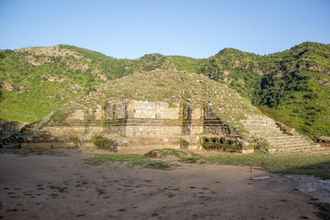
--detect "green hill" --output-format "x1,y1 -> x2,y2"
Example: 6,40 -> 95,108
198,42 -> 330,138
1,42 -> 329,138
254,42 -> 330,138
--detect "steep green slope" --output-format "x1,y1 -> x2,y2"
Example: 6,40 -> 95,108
57,45 -> 136,79
0,49 -> 86,122
0,46 -> 203,123
254,42 -> 330,138
0,45 -> 133,122
199,48 -> 263,98
190,42 -> 330,138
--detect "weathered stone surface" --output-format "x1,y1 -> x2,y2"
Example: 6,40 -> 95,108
126,125 -> 181,137
66,109 -> 85,122
39,99 -> 242,150
242,115 -> 320,152
318,136 -> 330,143
1,81 -> 14,91
128,100 -> 179,119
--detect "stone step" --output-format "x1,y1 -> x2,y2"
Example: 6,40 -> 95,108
268,138 -> 311,144
250,130 -> 284,134
242,119 -> 276,124
243,124 -> 279,128
270,147 -> 322,153
266,136 -> 309,141
243,123 -> 278,127
272,143 -> 320,149
248,127 -> 283,131
251,133 -> 285,137
243,124 -> 278,128
269,142 -> 312,148
269,145 -> 322,153
268,140 -> 312,145
243,117 -> 321,153
271,143 -> 315,149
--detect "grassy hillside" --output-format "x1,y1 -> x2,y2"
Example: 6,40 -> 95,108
0,45 -> 133,122
1,42 -> 329,139
179,42 -> 330,138
199,48 -> 263,98
254,42 -> 330,138
0,46 -> 202,123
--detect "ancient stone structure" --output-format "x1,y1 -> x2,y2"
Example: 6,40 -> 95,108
38,99 -> 324,153
42,99 -> 237,150
241,115 -> 322,153
102,99 -> 239,148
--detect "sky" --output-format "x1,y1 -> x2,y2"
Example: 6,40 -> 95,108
0,0 -> 329,58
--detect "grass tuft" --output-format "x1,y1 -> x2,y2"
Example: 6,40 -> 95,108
85,154 -> 171,170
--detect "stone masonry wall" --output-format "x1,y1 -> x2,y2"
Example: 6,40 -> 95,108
125,125 -> 182,137
127,100 -> 180,119
43,99 -> 235,149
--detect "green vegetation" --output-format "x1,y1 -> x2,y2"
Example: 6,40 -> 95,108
199,48 -> 262,98
144,148 -> 204,163
85,154 -> 171,169
58,44 -> 136,79
207,152 -> 330,179
92,136 -> 118,151
1,42 -> 330,139
86,149 -> 204,168
0,47 -> 99,122
200,136 -> 242,152
196,42 -> 330,139
248,137 -> 271,153
166,55 -> 205,73
254,42 -> 330,138
86,148 -> 330,179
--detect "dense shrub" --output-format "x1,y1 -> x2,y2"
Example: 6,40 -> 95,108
249,137 -> 270,153
254,71 -> 311,107
201,136 -> 242,152
92,136 -> 118,152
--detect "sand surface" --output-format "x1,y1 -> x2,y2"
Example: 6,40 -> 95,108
0,150 -> 322,220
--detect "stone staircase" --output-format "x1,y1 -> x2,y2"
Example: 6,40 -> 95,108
241,116 -> 324,153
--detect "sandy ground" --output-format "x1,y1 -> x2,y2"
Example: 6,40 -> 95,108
0,150 -> 323,220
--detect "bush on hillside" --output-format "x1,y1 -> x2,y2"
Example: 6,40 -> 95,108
249,137 -> 270,153
92,135 -> 118,152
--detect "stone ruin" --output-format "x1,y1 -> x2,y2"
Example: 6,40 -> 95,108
42,99 -> 239,150
2,98 -> 321,153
